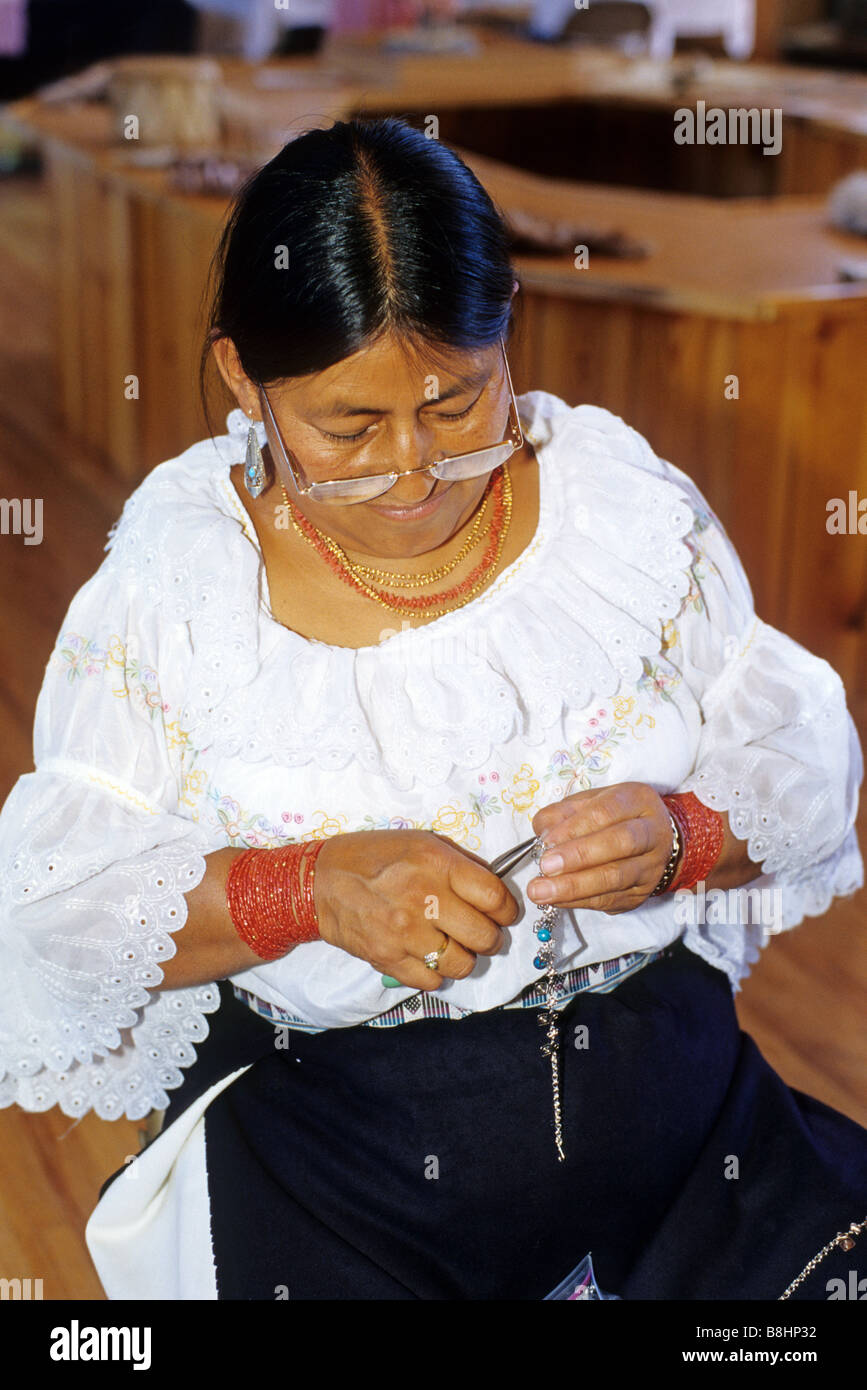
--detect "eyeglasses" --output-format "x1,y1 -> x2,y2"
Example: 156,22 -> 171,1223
257,337 -> 523,506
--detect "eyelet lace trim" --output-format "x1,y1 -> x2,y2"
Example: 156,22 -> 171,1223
0,828 -> 216,1122
679,620 -> 859,877
681,827 -> 863,990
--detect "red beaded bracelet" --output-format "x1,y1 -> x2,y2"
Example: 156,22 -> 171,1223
661,791 -> 725,892
226,841 -> 324,962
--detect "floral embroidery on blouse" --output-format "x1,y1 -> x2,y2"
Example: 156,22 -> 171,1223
201,774 -> 542,854
661,618 -> 678,654
202,786 -> 488,852
205,787 -> 313,847
657,514 -> 719,655
637,659 -> 680,703
179,766 -> 209,812
680,561 -> 707,618
50,632 -> 171,722
164,719 -> 194,755
544,712 -> 626,794
542,695 -> 661,795
499,763 -> 541,815
53,516 -> 696,849
193,697 -> 666,852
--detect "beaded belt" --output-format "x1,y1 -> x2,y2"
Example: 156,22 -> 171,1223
232,947 -> 666,1037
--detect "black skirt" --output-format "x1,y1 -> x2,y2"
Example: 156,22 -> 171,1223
118,940 -> 867,1300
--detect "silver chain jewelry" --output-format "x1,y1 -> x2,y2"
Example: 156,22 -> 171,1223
531,839 -> 567,1162
778,1215 -> 867,1299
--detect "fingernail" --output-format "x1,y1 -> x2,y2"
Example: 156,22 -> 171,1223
539,852 -> 564,874
529,880 -> 555,902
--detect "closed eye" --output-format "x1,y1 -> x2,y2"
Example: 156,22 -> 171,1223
428,386 -> 485,423
434,399 -> 477,421
320,425 -> 373,443
320,392 -> 480,443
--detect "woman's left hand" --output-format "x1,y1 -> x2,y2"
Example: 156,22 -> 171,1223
528,782 -> 675,914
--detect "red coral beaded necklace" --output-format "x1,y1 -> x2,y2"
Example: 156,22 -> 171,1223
279,464 -> 513,619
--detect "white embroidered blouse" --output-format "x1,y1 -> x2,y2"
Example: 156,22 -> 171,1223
0,391 -> 862,1123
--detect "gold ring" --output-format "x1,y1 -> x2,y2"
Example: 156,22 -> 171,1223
423,932 -> 450,970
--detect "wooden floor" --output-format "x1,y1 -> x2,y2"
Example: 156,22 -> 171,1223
0,171 -> 865,1300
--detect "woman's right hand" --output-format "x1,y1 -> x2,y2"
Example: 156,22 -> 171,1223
313,830 -> 519,991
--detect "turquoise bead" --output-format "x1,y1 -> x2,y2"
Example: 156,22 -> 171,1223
533,955 -> 545,970
381,975 -> 401,988
537,928 -> 551,942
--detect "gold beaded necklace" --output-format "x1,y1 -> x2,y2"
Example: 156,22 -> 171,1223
280,466 -> 513,619
347,479 -> 493,588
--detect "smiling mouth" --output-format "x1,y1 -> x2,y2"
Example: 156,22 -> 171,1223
366,485 -> 453,521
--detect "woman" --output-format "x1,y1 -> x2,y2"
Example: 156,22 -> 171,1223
0,117 -> 864,1301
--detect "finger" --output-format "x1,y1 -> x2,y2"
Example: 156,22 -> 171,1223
439,834 -> 489,867
430,832 -> 488,870
447,856 -> 520,929
431,832 -> 515,872
377,937 -> 476,992
436,936 -> 477,981
373,954 -> 445,992
528,850 -> 659,908
419,932 -> 479,983
406,896 -> 505,959
536,817 -> 657,878
531,787 -> 610,840
538,784 -> 650,851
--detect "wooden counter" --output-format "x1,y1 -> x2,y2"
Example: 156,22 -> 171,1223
8,30 -> 867,191
469,153 -> 867,703
2,82 -> 866,698
322,31 -> 867,195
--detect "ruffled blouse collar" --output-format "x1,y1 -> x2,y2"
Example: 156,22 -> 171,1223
104,392 -> 697,789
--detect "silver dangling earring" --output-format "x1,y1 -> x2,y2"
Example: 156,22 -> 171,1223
244,415 -> 268,499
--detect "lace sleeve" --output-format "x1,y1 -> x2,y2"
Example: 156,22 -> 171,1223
658,459 -> 864,987
0,567 -> 219,1122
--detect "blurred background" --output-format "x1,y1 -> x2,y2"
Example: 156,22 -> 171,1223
0,0 -> 865,1298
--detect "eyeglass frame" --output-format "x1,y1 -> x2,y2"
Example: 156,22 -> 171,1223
256,336 -> 524,506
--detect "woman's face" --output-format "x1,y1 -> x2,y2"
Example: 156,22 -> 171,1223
216,330 -> 518,561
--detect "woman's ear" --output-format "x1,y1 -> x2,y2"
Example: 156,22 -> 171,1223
211,336 -> 261,421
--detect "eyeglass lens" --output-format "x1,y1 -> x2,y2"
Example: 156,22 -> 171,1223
305,440 -> 517,503
263,337 -> 521,505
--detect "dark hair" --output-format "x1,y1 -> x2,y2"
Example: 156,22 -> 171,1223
199,116 -> 516,433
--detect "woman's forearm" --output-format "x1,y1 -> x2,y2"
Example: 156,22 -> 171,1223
155,847 -> 286,990
150,816 -> 757,994
151,828 -> 517,998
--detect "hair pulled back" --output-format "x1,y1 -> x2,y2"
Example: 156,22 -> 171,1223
200,116 -> 517,429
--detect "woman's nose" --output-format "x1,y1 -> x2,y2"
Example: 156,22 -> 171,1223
386,467 -> 438,504
383,423 -> 441,501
